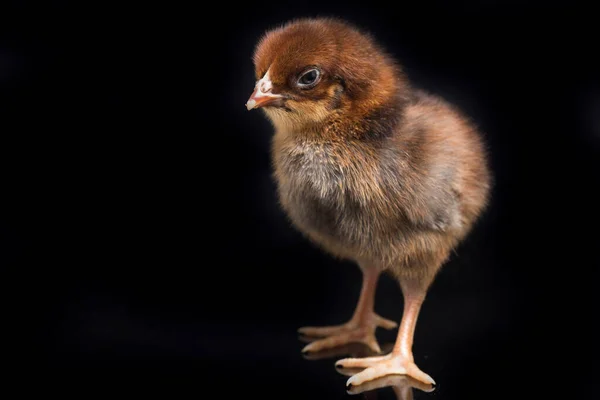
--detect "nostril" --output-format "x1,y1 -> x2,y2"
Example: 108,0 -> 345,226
261,83 -> 272,93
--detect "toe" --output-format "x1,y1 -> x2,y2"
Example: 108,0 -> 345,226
363,333 -> 382,354
298,325 -> 347,337
335,354 -> 389,369
346,364 -> 407,387
406,364 -> 436,386
375,315 -> 398,330
301,332 -> 355,353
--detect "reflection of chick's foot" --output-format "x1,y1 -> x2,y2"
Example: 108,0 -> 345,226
298,314 -> 397,354
336,353 -> 435,388
343,374 -> 435,397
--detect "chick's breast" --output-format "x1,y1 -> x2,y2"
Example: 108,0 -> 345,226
274,136 -> 389,259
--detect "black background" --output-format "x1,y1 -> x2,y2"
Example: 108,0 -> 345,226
2,1 -> 599,398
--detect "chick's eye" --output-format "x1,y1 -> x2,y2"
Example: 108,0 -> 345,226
297,69 -> 320,88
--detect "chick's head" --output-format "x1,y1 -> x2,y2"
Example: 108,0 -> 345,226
247,18 -> 404,131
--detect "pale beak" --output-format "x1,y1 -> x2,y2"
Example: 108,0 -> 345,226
246,88 -> 283,110
246,69 -> 283,110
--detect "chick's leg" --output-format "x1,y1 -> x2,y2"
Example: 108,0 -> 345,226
299,266 -> 397,354
336,278 -> 435,387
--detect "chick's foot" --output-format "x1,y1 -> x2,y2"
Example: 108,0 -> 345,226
335,353 -> 435,387
298,314 -> 397,354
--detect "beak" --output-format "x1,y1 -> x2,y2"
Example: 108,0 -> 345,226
246,69 -> 284,111
246,88 -> 283,110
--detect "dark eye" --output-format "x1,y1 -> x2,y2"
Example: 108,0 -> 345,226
297,68 -> 320,88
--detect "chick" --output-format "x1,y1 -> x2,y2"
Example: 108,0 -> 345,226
246,18 -> 491,387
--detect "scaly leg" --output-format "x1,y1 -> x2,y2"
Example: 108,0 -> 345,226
336,277 -> 435,387
299,266 -> 397,354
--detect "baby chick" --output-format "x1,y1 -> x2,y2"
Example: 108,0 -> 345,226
246,18 -> 491,387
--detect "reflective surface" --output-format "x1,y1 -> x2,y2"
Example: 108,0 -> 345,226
37,264 -> 595,398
